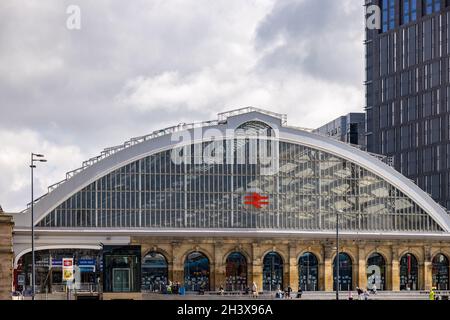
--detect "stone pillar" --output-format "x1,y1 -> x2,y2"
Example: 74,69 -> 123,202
0,210 -> 14,300
288,243 -> 298,292
171,242 -> 184,285
391,246 -> 400,291
423,246 -> 432,291
251,243 -> 263,293
214,242 -> 225,291
357,245 -> 367,290
323,245 -> 334,292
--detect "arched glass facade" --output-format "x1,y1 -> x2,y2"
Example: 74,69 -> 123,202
333,253 -> 353,291
225,252 -> 247,291
37,137 -> 443,233
298,252 -> 318,291
432,254 -> 449,290
400,253 -> 419,290
262,252 -> 283,291
184,252 -> 210,291
141,252 -> 168,292
367,253 -> 386,290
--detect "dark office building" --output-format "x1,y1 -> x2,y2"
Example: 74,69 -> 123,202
365,0 -> 450,209
314,113 -> 366,149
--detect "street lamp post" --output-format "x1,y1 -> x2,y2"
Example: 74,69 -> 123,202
335,209 -> 343,301
30,153 -> 46,301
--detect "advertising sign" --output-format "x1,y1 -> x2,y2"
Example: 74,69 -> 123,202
17,274 -> 25,286
62,258 -> 74,281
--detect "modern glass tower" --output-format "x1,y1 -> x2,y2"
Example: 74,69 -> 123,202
365,0 -> 450,209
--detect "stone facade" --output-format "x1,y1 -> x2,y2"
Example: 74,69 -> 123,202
0,209 -> 14,300
132,236 -> 450,292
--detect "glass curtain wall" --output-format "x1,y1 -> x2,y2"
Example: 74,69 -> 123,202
184,252 -> 210,292
432,254 -> 449,290
141,252 -> 168,292
262,252 -> 283,291
298,252 -> 319,291
225,252 -> 247,291
400,253 -> 419,290
38,134 -> 443,234
333,253 -> 353,291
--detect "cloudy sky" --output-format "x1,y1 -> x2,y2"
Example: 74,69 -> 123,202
0,0 -> 365,212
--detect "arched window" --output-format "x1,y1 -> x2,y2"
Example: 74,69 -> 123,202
432,254 -> 449,290
298,252 -> 318,291
333,253 -> 353,291
184,252 -> 210,292
367,253 -> 386,291
263,252 -> 283,291
225,252 -> 247,291
141,252 -> 168,292
400,253 -> 419,290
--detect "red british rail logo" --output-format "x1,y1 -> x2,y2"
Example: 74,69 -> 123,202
244,192 -> 269,209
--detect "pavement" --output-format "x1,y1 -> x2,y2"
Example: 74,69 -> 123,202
19,290 -> 446,300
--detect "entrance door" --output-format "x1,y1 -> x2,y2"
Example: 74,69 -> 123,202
112,268 -> 131,292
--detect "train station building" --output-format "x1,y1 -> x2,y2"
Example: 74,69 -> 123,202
8,108 -> 450,297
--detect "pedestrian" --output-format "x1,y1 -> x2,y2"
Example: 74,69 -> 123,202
297,287 -> 303,299
363,290 -> 369,300
429,287 -> 436,300
287,286 -> 292,299
219,285 -> 224,296
356,286 -> 363,300
252,282 -> 258,298
348,291 -> 353,300
371,283 -> 377,295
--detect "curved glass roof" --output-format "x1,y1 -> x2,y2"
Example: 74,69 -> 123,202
15,108 -> 450,234
37,138 -> 443,233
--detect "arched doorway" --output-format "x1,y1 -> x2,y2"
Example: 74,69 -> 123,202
400,253 -> 419,290
367,253 -> 386,291
141,252 -> 168,292
184,252 -> 210,291
432,254 -> 449,290
225,252 -> 247,291
263,252 -> 283,291
298,252 -> 318,291
333,253 -> 353,291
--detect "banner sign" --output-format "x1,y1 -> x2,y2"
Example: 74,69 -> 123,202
52,259 -> 62,267
62,258 -> 74,281
78,259 -> 95,266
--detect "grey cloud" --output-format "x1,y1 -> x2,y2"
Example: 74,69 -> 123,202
255,0 -> 364,85
0,0 -> 364,211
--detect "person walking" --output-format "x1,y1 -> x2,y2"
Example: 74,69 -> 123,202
286,286 -> 292,299
356,286 -> 363,300
363,290 -> 369,300
296,287 -> 303,299
252,282 -> 258,298
371,283 -> 377,295
429,287 -> 436,301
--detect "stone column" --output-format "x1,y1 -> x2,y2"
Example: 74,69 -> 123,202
214,242 -> 225,291
171,242 -> 184,285
357,245 -> 367,290
251,243 -> 263,293
391,246 -> 400,291
288,243 -> 298,292
0,211 -> 14,300
323,244 -> 334,292
423,246 -> 432,290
